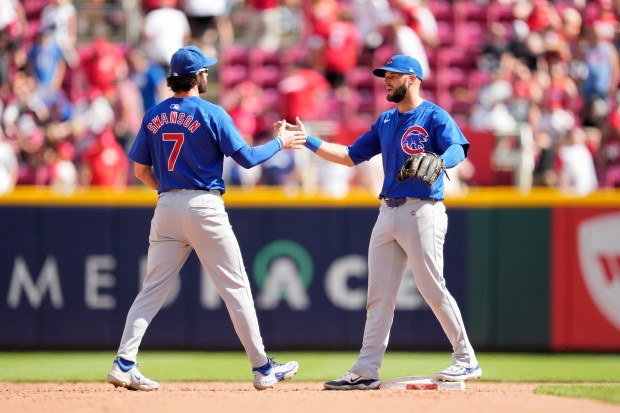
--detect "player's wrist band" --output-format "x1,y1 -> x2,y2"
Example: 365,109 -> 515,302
304,135 -> 322,153
275,136 -> 283,149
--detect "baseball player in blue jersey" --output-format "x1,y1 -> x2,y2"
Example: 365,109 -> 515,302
282,55 -> 481,389
106,46 -> 304,391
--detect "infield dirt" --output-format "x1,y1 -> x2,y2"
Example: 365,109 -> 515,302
1,382 -> 619,413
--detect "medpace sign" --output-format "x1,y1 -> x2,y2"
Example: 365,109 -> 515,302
0,206 -> 467,350
3,251 -> 427,312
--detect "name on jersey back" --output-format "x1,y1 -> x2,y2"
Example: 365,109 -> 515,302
147,111 -> 201,134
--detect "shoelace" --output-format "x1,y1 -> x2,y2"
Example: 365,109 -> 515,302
338,372 -> 358,381
267,357 -> 283,367
444,365 -> 467,373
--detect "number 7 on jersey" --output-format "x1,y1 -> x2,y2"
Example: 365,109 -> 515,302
163,133 -> 184,171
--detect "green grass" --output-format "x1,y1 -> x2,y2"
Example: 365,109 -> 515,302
535,384 -> 620,404
0,351 -> 619,384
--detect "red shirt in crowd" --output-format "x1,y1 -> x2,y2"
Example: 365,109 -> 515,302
81,37 -> 125,96
324,20 -> 361,75
526,0 -> 559,32
248,0 -> 279,10
82,128 -> 128,187
278,68 -> 330,123
306,0 -> 340,39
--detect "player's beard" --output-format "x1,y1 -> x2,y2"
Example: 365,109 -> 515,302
198,76 -> 208,94
387,83 -> 408,103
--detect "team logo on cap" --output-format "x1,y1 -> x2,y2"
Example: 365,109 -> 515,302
401,126 -> 428,155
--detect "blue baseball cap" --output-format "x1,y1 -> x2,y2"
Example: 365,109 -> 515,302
169,46 -> 218,77
372,55 -> 424,80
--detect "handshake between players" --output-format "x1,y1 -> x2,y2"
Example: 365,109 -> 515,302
275,118 -> 307,150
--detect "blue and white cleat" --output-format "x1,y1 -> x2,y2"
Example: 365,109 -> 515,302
252,357 -> 299,390
436,364 -> 482,382
107,358 -> 160,391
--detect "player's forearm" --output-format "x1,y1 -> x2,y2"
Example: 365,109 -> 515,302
134,162 -> 159,190
316,143 -> 355,166
231,138 -> 282,169
305,136 -> 354,166
440,144 -> 465,168
137,173 -> 159,190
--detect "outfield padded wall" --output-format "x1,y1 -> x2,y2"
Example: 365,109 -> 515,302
1,187 -> 619,351
467,209 -> 551,350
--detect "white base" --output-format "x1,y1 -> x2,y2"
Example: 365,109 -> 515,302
379,376 -> 466,391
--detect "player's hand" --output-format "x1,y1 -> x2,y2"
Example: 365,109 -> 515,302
273,119 -> 286,134
283,117 -> 305,133
277,119 -> 306,150
274,117 -> 306,133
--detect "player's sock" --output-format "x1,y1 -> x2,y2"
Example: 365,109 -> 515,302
253,361 -> 272,375
117,358 -> 136,372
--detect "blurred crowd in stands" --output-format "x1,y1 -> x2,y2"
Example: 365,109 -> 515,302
0,0 -> 619,197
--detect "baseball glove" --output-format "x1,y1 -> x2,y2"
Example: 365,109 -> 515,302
395,151 -> 447,186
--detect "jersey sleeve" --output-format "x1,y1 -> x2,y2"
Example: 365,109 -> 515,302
432,109 -> 470,157
213,106 -> 248,157
347,120 -> 382,165
128,121 -> 153,166
231,138 -> 282,169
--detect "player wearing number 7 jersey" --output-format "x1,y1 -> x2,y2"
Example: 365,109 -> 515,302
106,46 -> 304,391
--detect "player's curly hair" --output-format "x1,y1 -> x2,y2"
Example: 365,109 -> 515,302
167,73 -> 200,93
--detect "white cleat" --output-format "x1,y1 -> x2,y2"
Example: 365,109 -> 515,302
252,357 -> 299,390
436,364 -> 482,382
107,358 -> 160,391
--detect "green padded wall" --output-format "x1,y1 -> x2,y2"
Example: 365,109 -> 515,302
468,209 -> 551,350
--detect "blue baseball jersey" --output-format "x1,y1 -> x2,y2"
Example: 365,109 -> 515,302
348,100 -> 470,200
129,96 -> 247,194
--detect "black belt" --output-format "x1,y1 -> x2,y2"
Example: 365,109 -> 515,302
381,197 -> 407,208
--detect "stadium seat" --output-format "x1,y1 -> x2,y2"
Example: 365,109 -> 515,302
262,87 -> 281,112
436,20 -> 456,46
250,65 -> 281,88
221,44 -> 250,67
439,47 -> 476,69
468,69 -> 492,90
428,0 -> 454,23
455,21 -> 486,52
421,89 -> 437,103
489,1 -> 515,23
250,47 -> 281,70
604,166 -> 620,188
280,45 -> 311,70
322,92 -> 346,121
347,66 -> 375,89
421,71 -> 439,99
452,112 -> 471,129
451,98 -> 475,114
437,67 -> 469,90
220,64 -> 249,88
425,46 -> 439,70
456,0 -> 488,24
